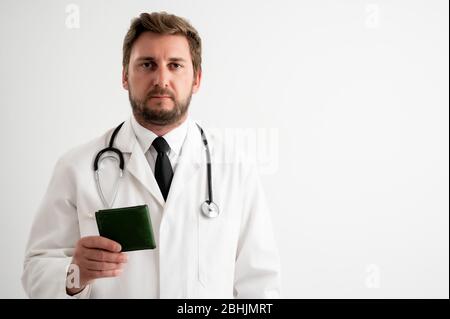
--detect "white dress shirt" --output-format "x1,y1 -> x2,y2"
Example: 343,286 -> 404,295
130,115 -> 189,174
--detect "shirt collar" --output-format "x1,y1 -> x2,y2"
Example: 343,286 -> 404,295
130,114 -> 189,156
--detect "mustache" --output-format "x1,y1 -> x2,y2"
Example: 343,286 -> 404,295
145,88 -> 174,100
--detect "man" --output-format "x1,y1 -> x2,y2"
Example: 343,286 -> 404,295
22,12 -> 281,298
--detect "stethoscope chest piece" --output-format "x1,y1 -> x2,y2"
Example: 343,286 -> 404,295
95,121 -> 220,216
201,201 -> 220,218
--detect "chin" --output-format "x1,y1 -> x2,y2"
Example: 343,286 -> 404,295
147,100 -> 174,109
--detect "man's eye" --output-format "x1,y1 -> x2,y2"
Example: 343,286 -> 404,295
170,63 -> 182,69
141,62 -> 156,69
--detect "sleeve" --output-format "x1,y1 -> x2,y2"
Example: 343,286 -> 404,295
21,156 -> 91,299
233,164 -> 282,298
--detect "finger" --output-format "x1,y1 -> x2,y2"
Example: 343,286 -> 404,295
81,236 -> 121,252
83,249 -> 128,263
83,260 -> 125,271
87,269 -> 123,280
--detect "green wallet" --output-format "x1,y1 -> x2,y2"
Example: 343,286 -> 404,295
95,205 -> 156,252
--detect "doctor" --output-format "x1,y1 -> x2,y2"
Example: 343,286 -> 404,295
22,11 -> 281,299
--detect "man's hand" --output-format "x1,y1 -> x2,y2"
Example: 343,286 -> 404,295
66,236 -> 128,296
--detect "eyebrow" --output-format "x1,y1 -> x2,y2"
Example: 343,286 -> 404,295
136,56 -> 188,63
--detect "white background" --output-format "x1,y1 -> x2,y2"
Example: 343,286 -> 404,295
0,0 -> 448,298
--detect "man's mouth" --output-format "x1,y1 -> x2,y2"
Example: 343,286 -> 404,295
151,95 -> 171,99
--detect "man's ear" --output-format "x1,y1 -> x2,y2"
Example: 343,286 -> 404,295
122,68 -> 129,90
192,68 -> 202,94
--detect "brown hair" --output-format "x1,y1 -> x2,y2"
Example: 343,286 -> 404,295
122,12 -> 202,78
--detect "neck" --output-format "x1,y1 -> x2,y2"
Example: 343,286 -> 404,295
134,113 -> 188,136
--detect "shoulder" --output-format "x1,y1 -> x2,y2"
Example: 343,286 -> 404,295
54,127 -> 114,174
195,120 -> 258,181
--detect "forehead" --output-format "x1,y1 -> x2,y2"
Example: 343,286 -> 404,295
130,32 -> 191,61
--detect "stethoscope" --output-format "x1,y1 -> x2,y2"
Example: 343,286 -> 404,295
93,122 -> 220,218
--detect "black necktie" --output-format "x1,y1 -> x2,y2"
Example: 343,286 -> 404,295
152,137 -> 173,201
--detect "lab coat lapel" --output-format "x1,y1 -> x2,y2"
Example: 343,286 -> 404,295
165,120 -> 203,206
114,118 -> 165,207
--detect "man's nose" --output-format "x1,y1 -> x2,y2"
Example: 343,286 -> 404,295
153,67 -> 170,88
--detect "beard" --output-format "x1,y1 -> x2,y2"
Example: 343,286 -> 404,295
129,86 -> 192,126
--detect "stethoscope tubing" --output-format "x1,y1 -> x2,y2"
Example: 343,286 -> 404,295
93,121 -> 219,217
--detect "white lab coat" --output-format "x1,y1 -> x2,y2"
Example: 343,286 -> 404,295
22,118 -> 281,299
